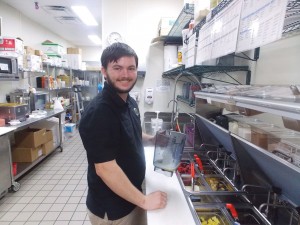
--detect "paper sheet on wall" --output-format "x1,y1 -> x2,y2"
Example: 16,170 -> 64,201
196,0 -> 243,64
196,20 -> 214,64
236,0 -> 288,52
156,79 -> 170,92
211,0 -> 243,59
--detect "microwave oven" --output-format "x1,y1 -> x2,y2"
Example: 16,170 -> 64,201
0,56 -> 19,80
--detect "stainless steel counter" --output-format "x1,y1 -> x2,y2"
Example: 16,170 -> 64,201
0,109 -> 65,192
144,147 -> 196,225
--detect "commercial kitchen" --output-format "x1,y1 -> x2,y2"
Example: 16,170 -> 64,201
0,0 -> 300,224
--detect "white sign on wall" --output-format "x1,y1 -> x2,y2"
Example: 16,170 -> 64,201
156,79 -> 171,92
236,0 -> 289,52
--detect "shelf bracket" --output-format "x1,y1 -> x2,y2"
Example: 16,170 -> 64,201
229,48 -> 260,62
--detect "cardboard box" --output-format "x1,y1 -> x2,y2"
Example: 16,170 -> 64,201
29,118 -> 61,148
34,50 -> 44,56
12,146 -> 43,162
194,0 -> 210,22
41,42 -> 64,55
0,37 -> 24,54
14,128 -> 47,148
42,140 -> 54,155
66,54 -> 82,70
24,46 -> 35,55
0,51 -> 19,58
45,130 -> 53,142
47,54 -> 62,67
24,54 -> 42,71
67,47 -> 82,55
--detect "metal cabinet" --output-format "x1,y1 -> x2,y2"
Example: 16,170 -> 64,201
193,85 -> 300,224
0,135 -> 12,198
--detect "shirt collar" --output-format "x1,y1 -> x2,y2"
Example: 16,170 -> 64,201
103,82 -> 128,107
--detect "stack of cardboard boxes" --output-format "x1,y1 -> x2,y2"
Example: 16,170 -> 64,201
65,47 -> 82,70
12,128 -> 54,163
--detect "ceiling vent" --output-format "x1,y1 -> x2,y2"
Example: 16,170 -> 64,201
42,5 -> 72,16
55,16 -> 82,25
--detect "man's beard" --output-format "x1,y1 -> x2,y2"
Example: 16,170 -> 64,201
105,74 -> 137,94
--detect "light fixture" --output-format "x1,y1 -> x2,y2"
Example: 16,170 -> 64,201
88,35 -> 102,45
71,6 -> 98,26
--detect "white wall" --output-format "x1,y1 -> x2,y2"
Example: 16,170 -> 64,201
0,1 -> 72,49
102,0 -> 183,71
251,35 -> 300,85
102,0 -> 187,119
80,46 -> 102,62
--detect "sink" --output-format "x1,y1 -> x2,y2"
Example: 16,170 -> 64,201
143,112 -> 194,131
143,112 -> 195,147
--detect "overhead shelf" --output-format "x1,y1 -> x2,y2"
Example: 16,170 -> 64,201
162,65 -> 250,85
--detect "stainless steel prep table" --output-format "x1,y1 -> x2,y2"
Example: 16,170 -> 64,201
0,109 -> 65,192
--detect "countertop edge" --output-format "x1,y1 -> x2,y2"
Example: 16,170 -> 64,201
144,146 -> 196,225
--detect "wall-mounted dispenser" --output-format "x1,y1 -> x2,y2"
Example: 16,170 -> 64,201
145,88 -> 154,105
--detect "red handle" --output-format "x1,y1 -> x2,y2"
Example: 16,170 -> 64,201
191,162 -> 195,178
194,154 -> 204,172
226,203 -> 238,220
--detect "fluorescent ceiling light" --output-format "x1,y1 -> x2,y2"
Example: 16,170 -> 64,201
71,6 -> 98,26
88,35 -> 102,45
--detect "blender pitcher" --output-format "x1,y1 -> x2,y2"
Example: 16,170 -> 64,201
153,130 -> 186,177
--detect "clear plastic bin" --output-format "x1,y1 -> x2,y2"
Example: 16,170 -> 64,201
153,130 -> 186,176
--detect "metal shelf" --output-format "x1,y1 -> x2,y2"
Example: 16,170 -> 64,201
36,87 -> 72,93
151,3 -> 194,45
176,95 -> 195,107
283,0 -> 300,36
162,65 -> 250,85
168,3 -> 194,37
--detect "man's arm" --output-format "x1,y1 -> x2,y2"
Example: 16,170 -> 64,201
95,160 -> 167,210
142,132 -> 155,146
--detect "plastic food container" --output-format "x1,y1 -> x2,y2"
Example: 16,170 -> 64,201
153,130 -> 186,176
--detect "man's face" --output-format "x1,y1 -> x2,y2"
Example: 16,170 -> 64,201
102,56 -> 137,94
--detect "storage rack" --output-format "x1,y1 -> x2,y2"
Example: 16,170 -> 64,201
166,4 -> 194,39
162,65 -> 251,85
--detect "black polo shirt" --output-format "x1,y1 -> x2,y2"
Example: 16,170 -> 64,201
79,82 -> 145,220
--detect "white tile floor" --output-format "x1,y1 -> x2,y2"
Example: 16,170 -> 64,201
0,130 -> 91,225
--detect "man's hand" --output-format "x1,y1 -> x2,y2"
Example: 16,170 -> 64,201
141,191 -> 168,210
142,132 -> 156,146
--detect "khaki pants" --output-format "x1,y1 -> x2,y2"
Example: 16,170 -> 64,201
87,207 -> 147,225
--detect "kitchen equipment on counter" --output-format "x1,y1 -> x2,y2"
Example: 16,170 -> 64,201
0,135 -> 12,198
0,56 -> 19,80
30,92 -> 48,111
153,130 -> 186,176
0,103 -> 29,123
8,89 -> 31,114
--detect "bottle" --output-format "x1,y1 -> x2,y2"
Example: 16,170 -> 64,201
97,83 -> 103,93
